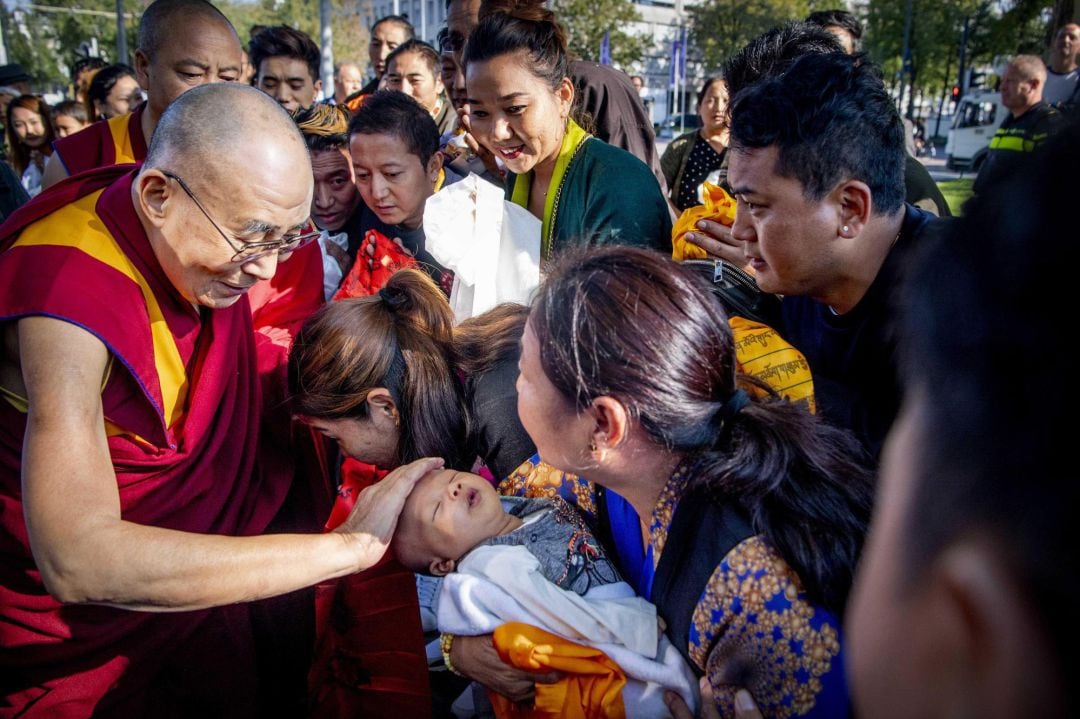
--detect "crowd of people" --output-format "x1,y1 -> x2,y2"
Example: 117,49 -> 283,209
0,1 -> 1077,717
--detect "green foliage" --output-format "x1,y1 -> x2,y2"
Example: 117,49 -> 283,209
864,0 -> 1056,108
217,0 -> 370,68
688,0 -> 816,71
3,0 -> 137,90
1,0 -> 369,94
553,0 -> 648,68
972,0 -> 1057,58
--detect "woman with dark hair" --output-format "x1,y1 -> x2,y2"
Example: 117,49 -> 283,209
289,268 -> 535,482
660,76 -> 730,211
86,64 -> 141,121
5,95 -> 54,197
290,270 -> 536,717
462,0 -> 672,259
499,246 -> 873,717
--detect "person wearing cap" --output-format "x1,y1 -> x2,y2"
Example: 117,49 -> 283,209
0,63 -> 32,95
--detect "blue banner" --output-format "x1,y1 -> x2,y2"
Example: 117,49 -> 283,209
669,38 -> 682,89
600,31 -> 611,65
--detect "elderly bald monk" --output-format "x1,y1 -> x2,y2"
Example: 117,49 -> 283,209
42,0 -> 244,189
0,84 -> 440,718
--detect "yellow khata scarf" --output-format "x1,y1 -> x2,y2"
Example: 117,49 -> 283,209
509,118 -> 590,258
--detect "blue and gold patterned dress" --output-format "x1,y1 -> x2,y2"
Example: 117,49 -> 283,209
500,456 -> 851,718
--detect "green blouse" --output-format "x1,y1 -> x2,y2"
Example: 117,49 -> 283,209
507,119 -> 672,260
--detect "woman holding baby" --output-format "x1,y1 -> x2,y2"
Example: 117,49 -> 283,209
291,245 -> 873,717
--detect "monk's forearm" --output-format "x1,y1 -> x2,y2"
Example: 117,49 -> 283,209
38,521 -> 375,611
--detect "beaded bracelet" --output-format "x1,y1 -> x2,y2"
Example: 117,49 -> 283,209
440,632 -> 464,676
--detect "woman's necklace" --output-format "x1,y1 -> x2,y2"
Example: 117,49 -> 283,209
542,139 -> 588,259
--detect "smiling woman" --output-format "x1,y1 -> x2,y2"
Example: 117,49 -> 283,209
5,95 -> 55,197
463,0 -> 672,259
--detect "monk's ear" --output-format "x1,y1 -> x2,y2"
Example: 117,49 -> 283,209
429,557 -> 456,576
133,49 -> 151,89
135,170 -> 171,229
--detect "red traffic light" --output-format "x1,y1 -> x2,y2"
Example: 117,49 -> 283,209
951,85 -> 960,99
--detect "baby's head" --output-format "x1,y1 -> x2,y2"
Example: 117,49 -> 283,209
394,468 -> 509,575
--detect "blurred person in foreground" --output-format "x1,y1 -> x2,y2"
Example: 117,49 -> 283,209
848,117 -> 1080,719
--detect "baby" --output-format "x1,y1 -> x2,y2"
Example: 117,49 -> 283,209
394,468 -> 698,718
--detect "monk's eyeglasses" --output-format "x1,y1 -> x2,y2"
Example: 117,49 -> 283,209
161,170 -> 320,264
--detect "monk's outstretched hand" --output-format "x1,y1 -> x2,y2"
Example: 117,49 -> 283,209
334,456 -> 445,572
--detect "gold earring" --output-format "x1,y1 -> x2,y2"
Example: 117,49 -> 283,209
588,439 -> 597,453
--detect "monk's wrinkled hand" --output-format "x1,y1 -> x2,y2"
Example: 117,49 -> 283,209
685,219 -> 748,269
334,457 -> 444,571
452,634 -> 559,704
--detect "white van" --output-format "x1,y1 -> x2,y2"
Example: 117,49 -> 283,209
945,90 -> 1008,171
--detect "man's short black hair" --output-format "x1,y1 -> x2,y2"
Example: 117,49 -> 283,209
371,14 -> 415,38
249,25 -> 321,84
386,39 -> 440,76
806,9 -> 863,41
53,99 -> 89,124
729,52 -> 905,215
71,56 -> 107,84
723,21 -> 843,98
348,90 -> 438,166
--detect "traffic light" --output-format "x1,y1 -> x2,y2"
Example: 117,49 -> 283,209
951,85 -> 961,100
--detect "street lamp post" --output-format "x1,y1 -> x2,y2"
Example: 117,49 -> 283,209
897,0 -> 913,117
116,0 -> 127,63
321,0 -> 334,101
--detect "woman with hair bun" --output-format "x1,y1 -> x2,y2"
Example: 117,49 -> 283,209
289,268 -> 535,481
462,0 -> 672,259
503,246 -> 873,717
290,269 -> 539,715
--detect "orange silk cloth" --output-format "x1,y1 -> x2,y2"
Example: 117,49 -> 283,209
489,623 -> 627,719
671,182 -> 737,261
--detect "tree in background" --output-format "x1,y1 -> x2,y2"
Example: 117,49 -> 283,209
863,0 -> 1057,115
3,0 -> 137,89
553,0 -> 647,67
218,0 -> 370,71
688,0 -> 818,70
2,0 -> 370,93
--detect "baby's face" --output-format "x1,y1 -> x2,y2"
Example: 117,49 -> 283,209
396,468 -> 506,574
